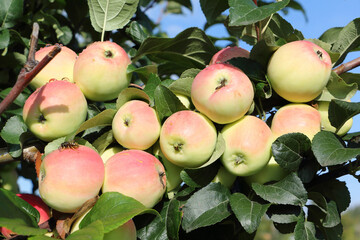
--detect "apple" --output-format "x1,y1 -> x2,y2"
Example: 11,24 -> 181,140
30,45 -> 77,89
267,40 -> 332,103
22,80 -> 88,142
102,149 -> 166,208
39,145 -> 104,213
153,142 -> 183,192
191,63 -> 254,124
73,41 -> 131,102
70,209 -> 136,240
0,194 -> 51,238
100,145 -> 123,164
317,101 -> 353,136
112,100 -> 161,150
271,103 -> 321,140
209,46 -> 250,65
244,157 -> 289,185
175,93 -> 192,109
221,115 -> 273,177
212,165 -> 237,189
159,110 -> 217,168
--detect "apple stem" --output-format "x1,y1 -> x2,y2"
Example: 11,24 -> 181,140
0,23 -> 62,115
333,56 -> 360,75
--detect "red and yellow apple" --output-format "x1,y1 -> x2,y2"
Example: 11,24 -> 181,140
159,110 -> 217,168
191,63 -> 254,124
210,46 -> 250,65
267,40 -> 332,103
102,150 -> 166,208
23,80 -> 88,142
74,41 -> 131,102
221,115 -> 273,177
0,194 -> 51,238
30,45 -> 77,89
317,101 -> 353,136
112,100 -> 161,150
39,145 -> 104,213
271,103 -> 321,140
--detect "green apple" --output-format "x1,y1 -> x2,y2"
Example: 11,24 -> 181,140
22,80 -> 88,142
191,63 -> 254,124
112,100 -> 161,150
30,45 -> 77,89
102,150 -> 166,208
100,145 -> 123,164
159,110 -> 217,168
317,101 -> 353,136
74,41 -> 131,102
39,145 -> 104,213
212,165 -> 237,189
271,103 -> 321,141
244,157 -> 289,185
210,46 -> 250,65
267,40 -> 332,102
221,115 -> 273,177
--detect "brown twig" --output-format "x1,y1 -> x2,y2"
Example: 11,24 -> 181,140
333,56 -> 360,75
0,146 -> 40,164
0,23 -> 62,115
253,0 -> 261,42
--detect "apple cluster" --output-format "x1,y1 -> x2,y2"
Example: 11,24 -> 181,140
13,39 -> 351,238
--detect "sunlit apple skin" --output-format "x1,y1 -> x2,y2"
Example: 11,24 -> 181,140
30,45 -> 77,89
221,115 -> 273,177
74,41 -> 131,102
102,150 -> 166,208
153,142 -> 183,192
159,110 -> 217,168
267,40 -> 332,102
70,209 -> 136,240
22,80 -> 88,142
112,100 -> 161,150
271,103 -> 321,141
317,101 -> 353,136
210,46 -> 250,65
0,194 -> 51,238
244,157 -> 289,185
100,145 -> 123,164
212,165 -> 237,189
39,145 -> 104,213
191,63 -> 254,124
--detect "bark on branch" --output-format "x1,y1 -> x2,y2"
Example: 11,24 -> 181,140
333,56 -> 360,75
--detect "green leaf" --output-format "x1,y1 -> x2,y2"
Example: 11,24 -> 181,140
1,115 -> 27,144
0,28 -> 10,49
230,193 -> 270,234
267,13 -> 304,42
310,179 -> 350,213
252,173 -> 308,206
307,192 -> 340,228
88,0 -> 139,32
127,64 -> 158,84
294,213 -> 317,240
67,220 -> 104,240
180,162 -> 219,188
272,133 -> 312,172
319,27 -> 343,45
267,204 -> 301,224
116,87 -> 150,109
332,18 -> 360,66
228,57 -> 266,83
133,27 -> 217,75
80,192 -> 157,233
328,99 -> 360,133
341,72 -> 360,87
0,88 -> 29,107
154,85 -> 187,122
92,130 -> 115,155
0,0 -> 24,28
228,0 -> 290,26
316,72 -> 357,101
312,131 -> 360,166
75,109 -> 117,135
307,39 -> 340,64
143,73 -> 162,105
166,199 -> 182,240
197,133 -> 225,168
126,21 -> 149,44
168,76 -> 194,97
200,0 -> 229,25
44,137 -> 66,156
182,183 -> 231,232
0,189 -> 47,236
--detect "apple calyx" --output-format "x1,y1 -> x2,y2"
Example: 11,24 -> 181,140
38,114 -> 46,123
215,78 -> 227,90
316,49 -> 323,60
233,153 -> 245,165
104,50 -> 114,58
173,142 -> 184,152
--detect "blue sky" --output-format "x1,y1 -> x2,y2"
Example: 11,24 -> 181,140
18,0 -> 360,210
145,0 -> 360,209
